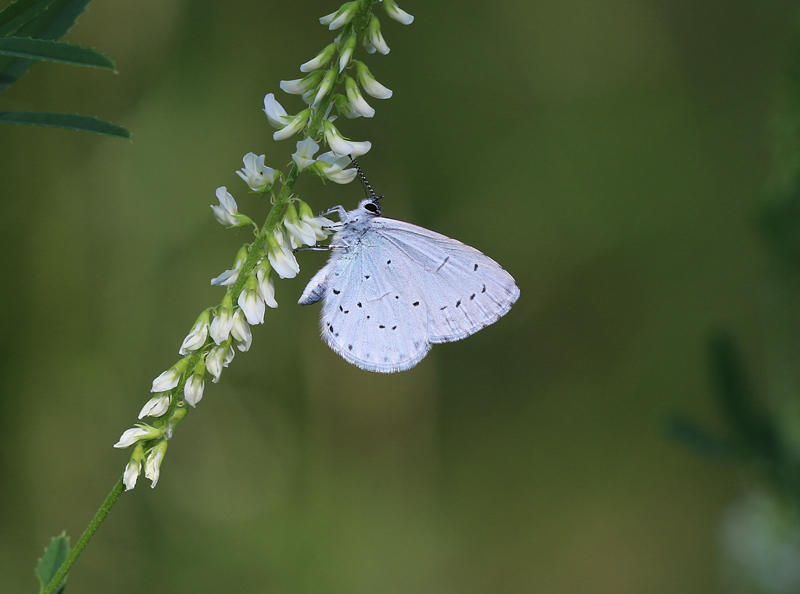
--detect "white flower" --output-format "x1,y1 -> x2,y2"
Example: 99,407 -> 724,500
339,34 -> 358,73
123,444 -> 144,490
231,309 -> 252,352
292,137 -> 320,171
312,152 -> 359,184
348,140 -> 372,158
362,36 -> 377,55
366,15 -> 390,55
382,0 -> 414,24
210,260 -> 242,287
138,393 -> 171,419
280,70 -> 324,95
354,61 -> 393,99
263,93 -> 292,128
223,344 -> 235,366
257,265 -> 279,309
184,369 -> 205,407
320,1 -> 357,30
179,310 -> 210,355
301,43 -> 336,72
151,360 -> 187,392
144,441 -> 167,488
113,424 -> 163,449
238,275 -> 266,324
273,109 -> 311,141
267,230 -> 300,279
345,76 -> 375,118
335,94 -> 362,119
312,68 -> 337,107
211,245 -> 248,287
322,120 -> 354,156
206,344 -> 227,383
236,153 -> 276,192
211,186 -> 253,228
210,296 -> 235,344
298,201 -> 336,240
284,203 -> 318,248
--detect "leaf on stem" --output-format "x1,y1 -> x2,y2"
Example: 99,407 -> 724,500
0,37 -> 113,68
0,0 -> 56,37
0,111 -> 131,138
36,532 -> 70,594
0,0 -> 92,93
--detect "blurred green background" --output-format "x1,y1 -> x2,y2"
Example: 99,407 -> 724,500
0,0 -> 794,592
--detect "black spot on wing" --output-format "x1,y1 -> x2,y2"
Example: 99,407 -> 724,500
333,289 -> 340,295
413,301 -> 419,307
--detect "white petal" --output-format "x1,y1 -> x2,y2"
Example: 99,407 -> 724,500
263,93 -> 290,128
123,458 -> 141,490
138,394 -> 171,419
184,374 -> 205,407
151,369 -> 180,392
238,287 -> 266,325
348,140 -> 372,158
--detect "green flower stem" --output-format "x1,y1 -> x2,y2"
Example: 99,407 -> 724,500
42,476 -> 125,594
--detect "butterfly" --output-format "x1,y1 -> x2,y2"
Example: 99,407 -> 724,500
298,191 -> 520,373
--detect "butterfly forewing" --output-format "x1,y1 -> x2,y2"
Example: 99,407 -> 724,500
373,219 -> 520,343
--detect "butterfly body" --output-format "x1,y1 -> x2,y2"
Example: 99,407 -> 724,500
299,198 -> 520,373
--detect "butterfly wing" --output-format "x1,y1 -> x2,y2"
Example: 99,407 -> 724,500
317,234 -> 431,373
371,218 -> 520,343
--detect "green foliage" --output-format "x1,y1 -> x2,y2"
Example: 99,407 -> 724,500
35,533 -> 70,594
0,0 -> 129,137
0,0 -> 55,37
0,111 -> 130,137
0,37 -> 114,68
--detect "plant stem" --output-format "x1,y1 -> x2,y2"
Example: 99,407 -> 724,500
43,476 -> 125,594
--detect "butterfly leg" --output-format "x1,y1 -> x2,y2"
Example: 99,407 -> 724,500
319,205 -> 348,221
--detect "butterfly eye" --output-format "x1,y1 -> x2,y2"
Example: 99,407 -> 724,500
364,202 -> 380,215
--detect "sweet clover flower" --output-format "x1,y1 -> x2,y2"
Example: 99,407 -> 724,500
111,0 -> 411,501
236,153 -> 277,192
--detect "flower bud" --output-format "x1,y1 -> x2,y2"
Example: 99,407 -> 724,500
280,70 -> 325,95
383,0 -> 414,25
354,61 -> 393,99
138,393 -> 171,419
366,16 -> 390,55
345,75 -> 375,118
320,1 -> 358,30
300,42 -> 337,73
179,310 -> 211,355
339,34 -> 358,73
144,440 -> 168,488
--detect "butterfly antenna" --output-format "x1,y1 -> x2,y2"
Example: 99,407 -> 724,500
350,157 -> 379,200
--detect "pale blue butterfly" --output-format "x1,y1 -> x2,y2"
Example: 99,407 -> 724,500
299,166 -> 520,373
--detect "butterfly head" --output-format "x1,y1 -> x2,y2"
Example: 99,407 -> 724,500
359,197 -> 383,217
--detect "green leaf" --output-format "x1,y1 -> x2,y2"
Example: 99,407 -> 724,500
0,0 -> 92,93
0,0 -> 55,37
36,533 -> 70,594
0,111 -> 130,138
709,332 -> 778,462
667,416 -> 731,461
0,36 -> 113,68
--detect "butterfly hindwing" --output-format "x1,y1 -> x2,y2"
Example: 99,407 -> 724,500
318,238 -> 430,373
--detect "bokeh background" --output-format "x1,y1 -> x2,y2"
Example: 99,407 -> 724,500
1,0 -> 797,592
